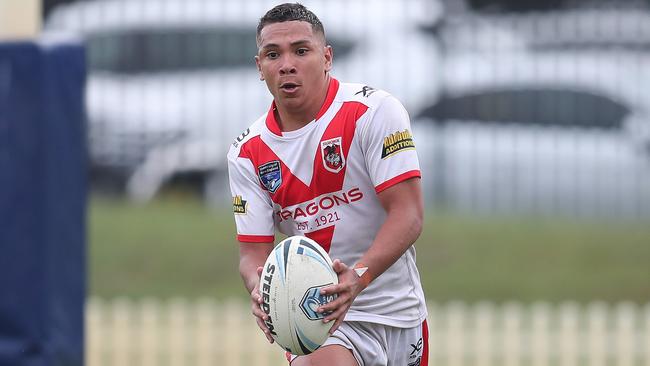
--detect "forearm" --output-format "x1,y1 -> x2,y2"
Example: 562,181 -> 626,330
357,177 -> 424,285
238,241 -> 275,343
240,257 -> 262,293
356,206 -> 422,284
239,242 -> 273,292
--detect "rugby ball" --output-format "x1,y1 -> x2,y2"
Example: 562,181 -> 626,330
259,235 -> 338,355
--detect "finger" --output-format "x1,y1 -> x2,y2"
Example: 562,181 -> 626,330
332,259 -> 349,273
255,317 -> 275,343
323,304 -> 348,323
252,303 -> 268,319
320,283 -> 343,295
323,300 -> 352,323
251,292 -> 268,319
316,301 -> 344,323
252,302 -> 274,341
317,292 -> 347,314
256,266 -> 264,277
251,295 -> 263,311
328,316 -> 344,335
255,292 -> 263,305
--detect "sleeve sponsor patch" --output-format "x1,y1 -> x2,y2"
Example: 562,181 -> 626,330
233,195 -> 248,215
381,129 -> 416,159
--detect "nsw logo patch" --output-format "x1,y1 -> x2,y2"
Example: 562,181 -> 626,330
258,160 -> 282,193
381,129 -> 415,159
321,137 -> 345,173
232,195 -> 247,215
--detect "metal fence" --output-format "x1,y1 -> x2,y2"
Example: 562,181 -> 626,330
86,298 -> 650,366
43,0 -> 650,218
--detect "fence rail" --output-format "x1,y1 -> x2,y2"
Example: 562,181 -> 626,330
86,298 -> 650,366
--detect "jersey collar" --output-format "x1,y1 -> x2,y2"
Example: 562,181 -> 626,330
265,77 -> 340,137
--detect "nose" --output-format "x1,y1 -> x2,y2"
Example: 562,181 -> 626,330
279,56 -> 297,75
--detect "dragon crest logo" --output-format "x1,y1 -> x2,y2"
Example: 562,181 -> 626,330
321,137 -> 345,173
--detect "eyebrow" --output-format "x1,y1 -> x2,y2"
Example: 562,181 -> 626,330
260,39 -> 312,51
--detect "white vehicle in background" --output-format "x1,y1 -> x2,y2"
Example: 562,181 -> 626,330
412,5 -> 650,218
44,0 -> 442,204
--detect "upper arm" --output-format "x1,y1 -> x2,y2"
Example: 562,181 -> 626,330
228,143 -> 275,243
238,241 -> 274,292
239,241 -> 274,264
377,176 -> 423,223
359,95 -> 421,194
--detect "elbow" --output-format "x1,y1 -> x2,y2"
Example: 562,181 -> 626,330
411,211 -> 423,241
238,260 -> 248,280
400,204 -> 423,244
389,201 -> 423,243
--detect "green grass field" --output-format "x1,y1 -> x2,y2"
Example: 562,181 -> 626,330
89,196 -> 650,303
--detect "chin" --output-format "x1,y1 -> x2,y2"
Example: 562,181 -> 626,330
278,93 -> 302,103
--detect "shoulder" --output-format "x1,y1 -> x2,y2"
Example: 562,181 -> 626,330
335,82 -> 409,131
336,82 -> 406,117
227,114 -> 266,160
337,82 -> 390,106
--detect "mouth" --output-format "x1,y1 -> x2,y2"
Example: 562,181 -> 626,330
280,82 -> 300,92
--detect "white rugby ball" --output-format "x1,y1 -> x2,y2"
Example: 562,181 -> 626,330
259,235 -> 338,355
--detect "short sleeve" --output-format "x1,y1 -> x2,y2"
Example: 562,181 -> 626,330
227,149 -> 275,243
360,95 -> 421,193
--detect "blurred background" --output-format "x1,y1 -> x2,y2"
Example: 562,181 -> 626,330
27,0 -> 650,364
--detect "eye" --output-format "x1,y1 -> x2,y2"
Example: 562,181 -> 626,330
266,51 -> 279,59
296,48 -> 309,56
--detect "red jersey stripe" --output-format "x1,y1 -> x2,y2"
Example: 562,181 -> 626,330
265,78 -> 340,137
305,225 -> 335,253
239,101 -> 368,252
315,78 -> 341,120
312,101 -> 368,194
238,135 -> 313,205
237,83 -> 369,254
237,234 -> 274,243
300,101 -> 367,251
422,320 -> 429,366
375,170 -> 421,194
238,102 -> 369,208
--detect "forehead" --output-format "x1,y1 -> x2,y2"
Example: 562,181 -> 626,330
258,20 -> 321,48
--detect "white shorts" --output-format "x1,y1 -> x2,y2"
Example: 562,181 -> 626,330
289,320 -> 429,366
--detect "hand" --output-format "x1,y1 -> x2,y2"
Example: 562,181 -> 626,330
250,266 -> 274,343
316,259 -> 367,335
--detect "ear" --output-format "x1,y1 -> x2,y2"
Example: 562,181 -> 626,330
254,55 -> 264,81
324,45 -> 333,72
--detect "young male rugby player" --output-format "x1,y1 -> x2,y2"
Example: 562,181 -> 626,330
227,3 -> 428,365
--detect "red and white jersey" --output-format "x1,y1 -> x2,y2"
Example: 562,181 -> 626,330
228,78 -> 427,327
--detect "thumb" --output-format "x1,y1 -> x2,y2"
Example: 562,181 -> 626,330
332,259 -> 348,274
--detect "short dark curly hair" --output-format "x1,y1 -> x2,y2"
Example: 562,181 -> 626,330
256,3 -> 326,46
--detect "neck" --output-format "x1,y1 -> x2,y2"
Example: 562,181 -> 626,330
275,75 -> 331,132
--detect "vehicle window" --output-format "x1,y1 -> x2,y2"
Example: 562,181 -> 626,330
86,27 -> 257,73
464,0 -> 647,13
86,27 -> 355,74
418,88 -> 629,129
